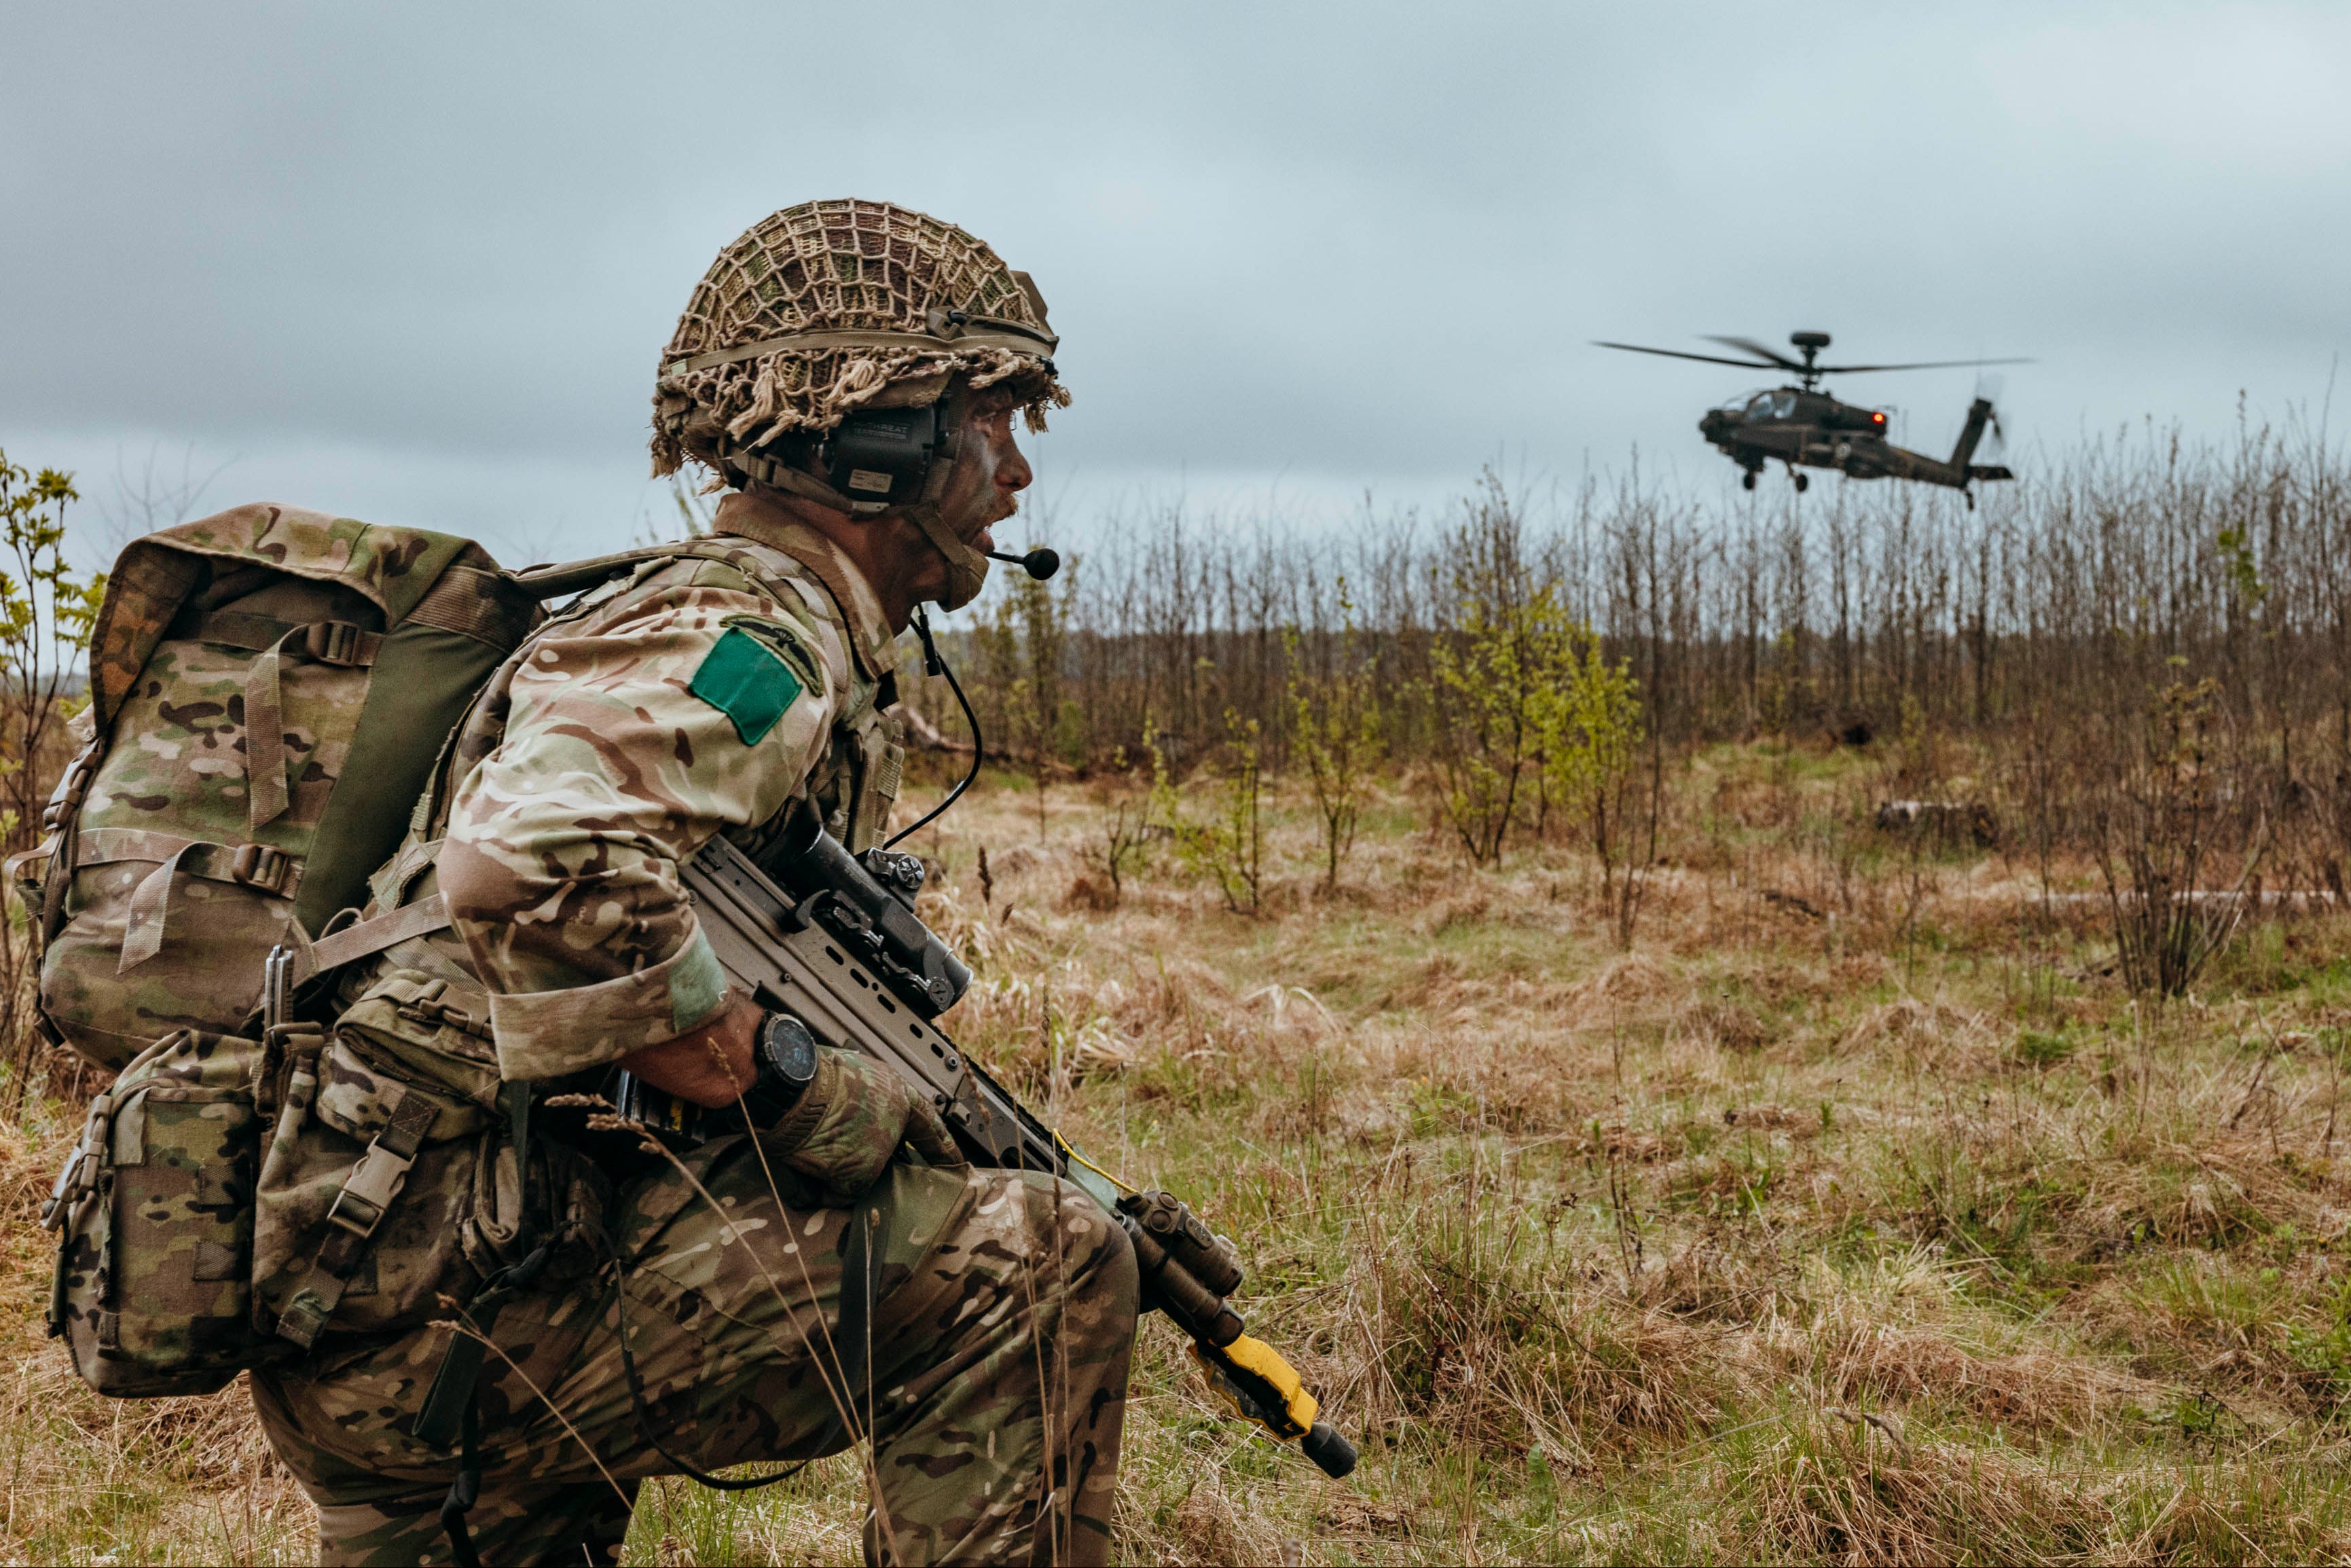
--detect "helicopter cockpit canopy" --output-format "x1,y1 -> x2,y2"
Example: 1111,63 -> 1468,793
1730,389 -> 1799,420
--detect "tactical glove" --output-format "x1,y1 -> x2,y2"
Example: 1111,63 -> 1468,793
764,1046 -> 960,1203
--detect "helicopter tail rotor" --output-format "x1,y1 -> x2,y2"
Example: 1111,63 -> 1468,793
1971,374 -> 2009,464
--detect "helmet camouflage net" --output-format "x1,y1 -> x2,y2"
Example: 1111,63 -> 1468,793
651,199 -> 1069,486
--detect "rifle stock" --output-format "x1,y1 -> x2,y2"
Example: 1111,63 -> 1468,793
675,829 -> 1357,1480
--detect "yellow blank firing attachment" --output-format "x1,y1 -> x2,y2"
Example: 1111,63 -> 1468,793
1193,1336 -> 1357,1477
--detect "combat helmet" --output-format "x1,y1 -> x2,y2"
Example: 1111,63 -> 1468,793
651,200 -> 1067,607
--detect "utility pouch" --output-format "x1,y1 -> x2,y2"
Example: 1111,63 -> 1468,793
253,970 -> 550,1348
46,1028 -> 287,1396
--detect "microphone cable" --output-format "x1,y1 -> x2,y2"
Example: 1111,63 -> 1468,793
885,605 -> 984,849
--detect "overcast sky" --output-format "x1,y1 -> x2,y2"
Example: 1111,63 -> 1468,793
4,2 -> 2348,573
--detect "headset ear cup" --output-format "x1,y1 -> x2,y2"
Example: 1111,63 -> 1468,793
820,402 -> 945,509
803,386 -> 988,608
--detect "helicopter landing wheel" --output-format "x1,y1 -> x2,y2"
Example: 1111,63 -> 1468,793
1741,471 -> 1757,492
1793,472 -> 1809,493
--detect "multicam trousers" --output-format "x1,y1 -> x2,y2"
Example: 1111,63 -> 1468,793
250,1137 -> 1140,1567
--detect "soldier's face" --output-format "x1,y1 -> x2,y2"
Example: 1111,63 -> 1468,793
943,401 -> 1031,546
897,400 -> 1031,597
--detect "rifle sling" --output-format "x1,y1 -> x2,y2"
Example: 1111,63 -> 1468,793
306,895 -> 452,976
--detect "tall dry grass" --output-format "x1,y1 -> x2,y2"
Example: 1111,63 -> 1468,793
7,734 -> 2351,1562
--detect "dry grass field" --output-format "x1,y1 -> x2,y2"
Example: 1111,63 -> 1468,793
7,740 -> 2351,1565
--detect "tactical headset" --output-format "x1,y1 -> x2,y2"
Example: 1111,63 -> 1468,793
802,395 -> 1061,583
814,401 -> 945,514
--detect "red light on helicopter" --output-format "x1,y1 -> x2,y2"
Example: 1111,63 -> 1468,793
1872,411 -> 1886,425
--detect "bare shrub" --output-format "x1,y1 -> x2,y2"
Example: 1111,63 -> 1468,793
0,450 -> 105,1110
2089,675 -> 2267,997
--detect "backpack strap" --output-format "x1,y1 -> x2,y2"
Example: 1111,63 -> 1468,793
515,536 -> 862,627
76,830 -> 302,970
12,739 -> 107,950
511,546 -> 691,602
175,559 -> 529,837
405,566 -> 541,648
272,1083 -> 441,1350
240,619 -> 379,833
304,894 -> 452,978
185,610 -> 384,662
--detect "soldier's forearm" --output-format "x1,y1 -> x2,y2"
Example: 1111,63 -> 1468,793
617,991 -> 762,1108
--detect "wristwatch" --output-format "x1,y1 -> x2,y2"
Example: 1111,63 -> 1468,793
739,1012 -> 820,1129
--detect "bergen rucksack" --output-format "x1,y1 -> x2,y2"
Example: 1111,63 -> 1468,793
28,516 -> 875,1393
14,504 -> 541,1068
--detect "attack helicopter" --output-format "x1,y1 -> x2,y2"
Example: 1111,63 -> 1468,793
1594,331 -> 2030,505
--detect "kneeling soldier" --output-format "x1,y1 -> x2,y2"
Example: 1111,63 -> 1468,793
251,200 -> 1137,1567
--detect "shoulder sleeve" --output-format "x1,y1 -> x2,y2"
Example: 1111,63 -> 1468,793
435,563 -> 847,1080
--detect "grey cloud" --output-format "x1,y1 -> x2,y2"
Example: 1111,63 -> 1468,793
3,0 -> 2346,556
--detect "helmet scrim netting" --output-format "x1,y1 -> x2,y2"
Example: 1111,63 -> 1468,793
651,199 -> 1068,484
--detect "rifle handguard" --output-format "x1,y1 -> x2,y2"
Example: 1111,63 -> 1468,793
1119,1189 -> 1243,1295
769,813 -> 970,1016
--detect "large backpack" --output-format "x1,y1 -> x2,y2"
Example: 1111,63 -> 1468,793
15,504 -> 542,1069
29,514 -> 900,1394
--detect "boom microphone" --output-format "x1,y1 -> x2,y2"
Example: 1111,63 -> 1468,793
987,547 -> 1060,581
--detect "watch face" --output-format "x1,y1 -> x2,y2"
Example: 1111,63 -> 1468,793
762,1014 -> 819,1084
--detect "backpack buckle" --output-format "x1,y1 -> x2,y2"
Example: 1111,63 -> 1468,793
40,1133 -> 94,1230
303,620 -> 365,666
42,744 -> 101,831
394,977 -> 486,1038
325,1137 -> 416,1240
230,842 -> 292,894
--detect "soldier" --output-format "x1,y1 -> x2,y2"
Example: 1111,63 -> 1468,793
247,200 -> 1139,1566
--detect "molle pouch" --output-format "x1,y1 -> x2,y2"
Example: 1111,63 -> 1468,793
45,1029 -> 284,1397
253,970 -> 560,1347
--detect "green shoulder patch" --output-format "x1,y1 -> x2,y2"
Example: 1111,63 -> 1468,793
689,625 -> 804,745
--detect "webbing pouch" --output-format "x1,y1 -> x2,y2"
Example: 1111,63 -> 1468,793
48,1029 -> 289,1397
251,971 -> 535,1348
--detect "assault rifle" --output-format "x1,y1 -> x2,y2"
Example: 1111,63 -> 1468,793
661,812 -> 1357,1479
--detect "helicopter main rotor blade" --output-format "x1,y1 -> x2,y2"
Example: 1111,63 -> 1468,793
1703,335 -> 1806,371
1593,341 -> 1786,371
1814,357 -> 2036,376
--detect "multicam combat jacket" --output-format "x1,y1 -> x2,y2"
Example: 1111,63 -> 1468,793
420,491 -> 906,1083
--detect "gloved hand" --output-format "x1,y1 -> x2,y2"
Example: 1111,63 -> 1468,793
765,1046 -> 960,1203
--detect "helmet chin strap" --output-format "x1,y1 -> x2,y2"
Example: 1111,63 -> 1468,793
900,384 -> 991,613
902,504 -> 990,612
